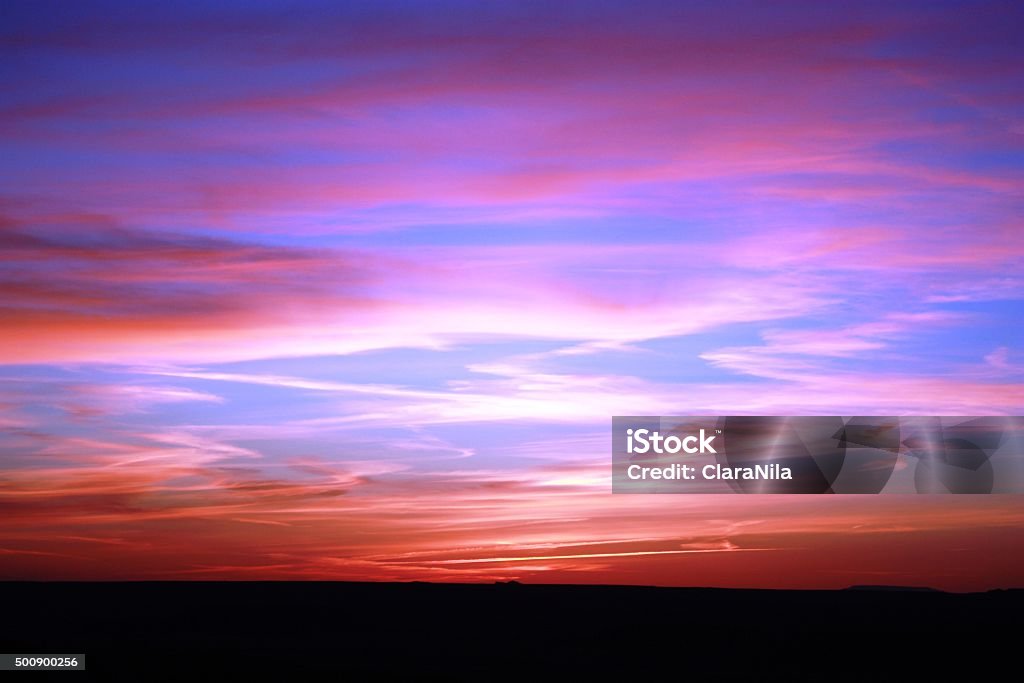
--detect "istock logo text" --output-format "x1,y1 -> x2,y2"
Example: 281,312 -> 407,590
626,428 -> 717,454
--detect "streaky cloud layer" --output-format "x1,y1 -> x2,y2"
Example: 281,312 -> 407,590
0,0 -> 1022,589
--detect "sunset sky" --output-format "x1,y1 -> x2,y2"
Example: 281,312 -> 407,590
1,1 -> 1022,590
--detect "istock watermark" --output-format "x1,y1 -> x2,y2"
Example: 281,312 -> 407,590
626,427 -> 718,454
612,416 -> 1024,494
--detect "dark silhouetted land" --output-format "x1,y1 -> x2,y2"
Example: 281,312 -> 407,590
1,581 -> 1019,680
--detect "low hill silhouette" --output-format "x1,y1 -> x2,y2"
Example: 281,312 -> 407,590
0,581 -> 1018,680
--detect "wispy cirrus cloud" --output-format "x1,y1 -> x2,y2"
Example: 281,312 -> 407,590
2,225 -> 843,364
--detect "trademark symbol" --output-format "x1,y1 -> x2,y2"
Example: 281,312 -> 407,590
716,430 -> 722,434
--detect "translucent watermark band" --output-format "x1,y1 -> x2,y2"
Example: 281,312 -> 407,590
611,416 -> 1024,494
